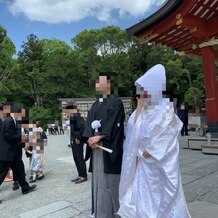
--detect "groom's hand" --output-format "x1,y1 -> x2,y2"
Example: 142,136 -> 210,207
88,135 -> 104,148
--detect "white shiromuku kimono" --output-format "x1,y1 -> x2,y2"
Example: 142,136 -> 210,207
118,64 -> 191,218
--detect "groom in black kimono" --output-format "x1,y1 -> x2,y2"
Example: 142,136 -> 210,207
83,73 -> 125,218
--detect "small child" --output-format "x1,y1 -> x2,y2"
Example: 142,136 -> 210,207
29,126 -> 47,183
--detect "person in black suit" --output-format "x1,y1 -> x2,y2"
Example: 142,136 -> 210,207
0,103 -> 36,204
177,102 -> 189,136
66,103 -> 87,184
1,104 -> 19,191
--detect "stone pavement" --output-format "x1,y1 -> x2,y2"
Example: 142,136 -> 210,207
0,133 -> 218,218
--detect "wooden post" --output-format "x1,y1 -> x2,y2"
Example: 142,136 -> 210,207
201,46 -> 218,136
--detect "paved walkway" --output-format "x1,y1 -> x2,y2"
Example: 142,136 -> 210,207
0,134 -> 218,218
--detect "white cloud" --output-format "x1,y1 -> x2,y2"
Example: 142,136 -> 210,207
8,0 -> 165,24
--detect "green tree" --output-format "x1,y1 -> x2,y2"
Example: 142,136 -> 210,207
29,105 -> 54,129
0,25 -> 16,102
72,26 -> 138,96
185,87 -> 204,109
41,39 -> 90,100
17,34 -> 45,106
0,25 -> 205,121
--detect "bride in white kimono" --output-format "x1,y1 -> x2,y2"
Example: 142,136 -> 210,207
117,64 -> 191,218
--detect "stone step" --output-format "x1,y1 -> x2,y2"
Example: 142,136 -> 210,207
188,137 -> 218,150
201,144 -> 218,154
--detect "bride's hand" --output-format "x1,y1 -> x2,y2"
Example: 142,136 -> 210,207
136,95 -> 144,109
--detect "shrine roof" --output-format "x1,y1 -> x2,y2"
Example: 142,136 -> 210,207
127,0 -> 218,57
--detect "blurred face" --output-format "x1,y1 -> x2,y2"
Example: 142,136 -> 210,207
3,105 -> 10,114
95,76 -> 111,94
66,108 -> 78,117
136,86 -> 149,98
3,106 -> 26,120
12,109 -> 26,120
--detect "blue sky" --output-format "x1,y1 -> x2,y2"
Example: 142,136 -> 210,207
0,0 -> 165,53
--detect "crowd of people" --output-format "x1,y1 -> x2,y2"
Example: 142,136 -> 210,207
0,65 -> 191,218
48,124 -> 64,135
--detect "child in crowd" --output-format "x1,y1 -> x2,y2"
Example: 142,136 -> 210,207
28,124 -> 47,183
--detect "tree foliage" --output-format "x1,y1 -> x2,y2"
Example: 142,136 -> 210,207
0,25 -> 205,125
0,25 -> 16,102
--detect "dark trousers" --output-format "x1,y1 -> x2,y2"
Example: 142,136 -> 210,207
71,143 -> 87,178
181,123 -> 188,136
60,129 -> 64,134
0,160 -> 29,191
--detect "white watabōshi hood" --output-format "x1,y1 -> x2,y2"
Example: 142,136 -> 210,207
135,64 -> 166,104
